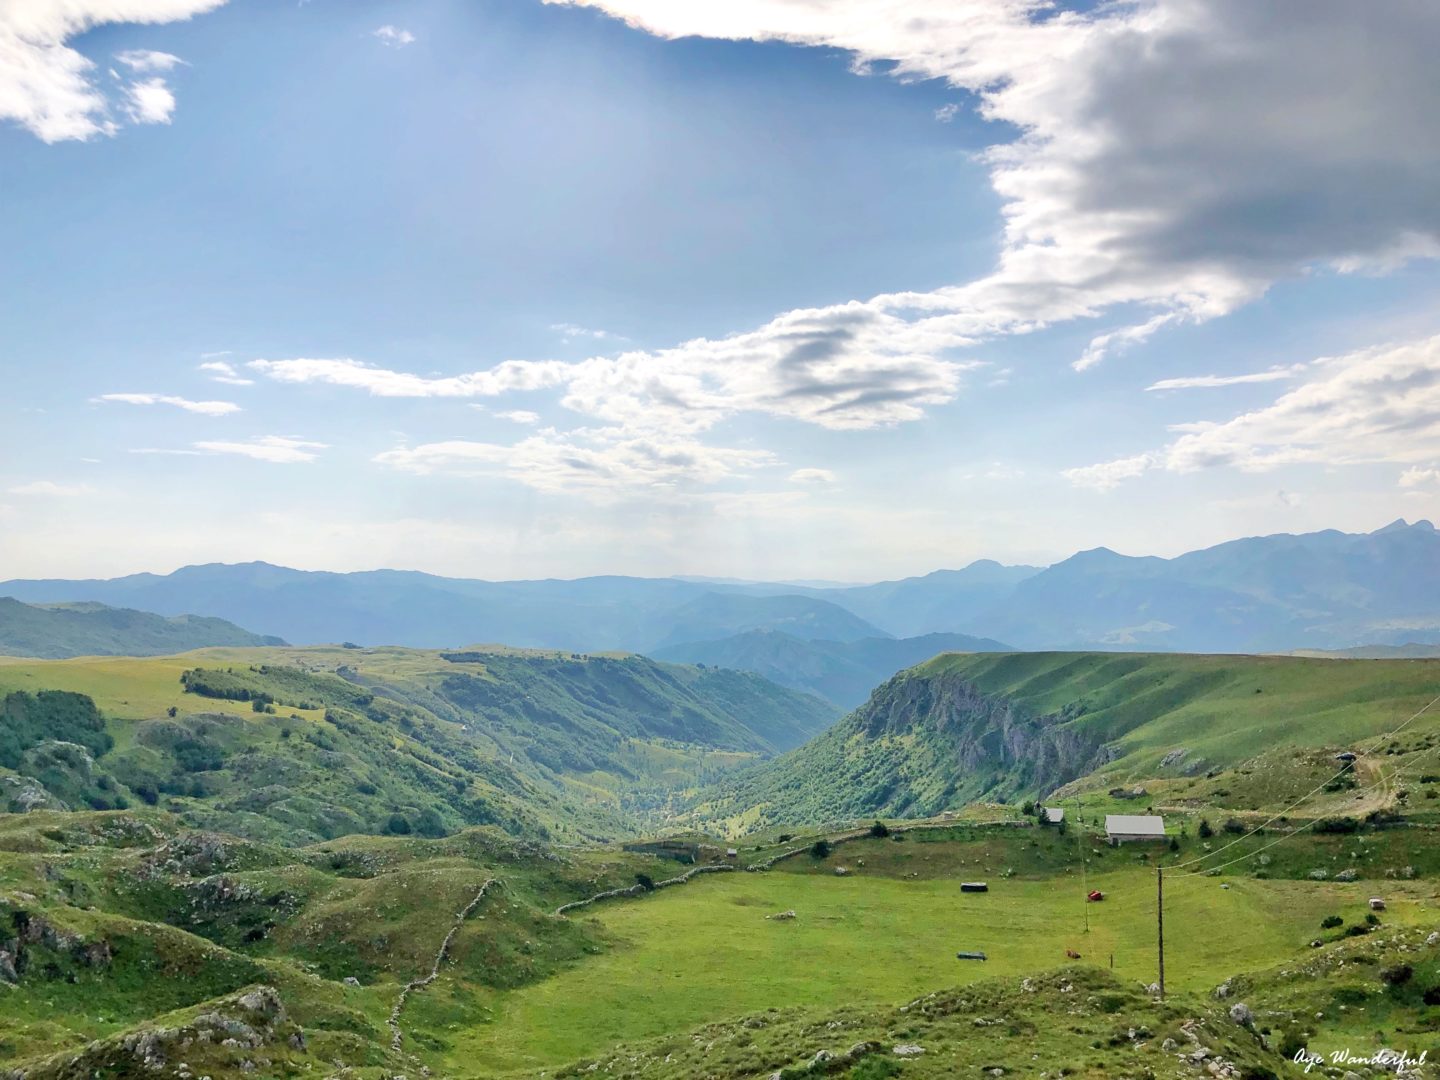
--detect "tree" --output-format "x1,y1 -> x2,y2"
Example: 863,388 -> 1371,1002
1198,819 -> 1214,839
635,873 -> 656,891
869,820 -> 890,838
810,839 -> 832,859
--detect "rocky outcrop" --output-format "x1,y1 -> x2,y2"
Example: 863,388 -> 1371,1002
0,985 -> 297,1079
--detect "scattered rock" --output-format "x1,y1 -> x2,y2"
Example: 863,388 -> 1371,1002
893,1044 -> 925,1057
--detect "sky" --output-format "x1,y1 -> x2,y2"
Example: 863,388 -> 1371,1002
3,0 -> 1440,582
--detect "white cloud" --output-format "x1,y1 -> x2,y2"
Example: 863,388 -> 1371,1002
1400,466 -> 1440,488
551,323 -> 622,342
198,360 -> 254,386
540,0 -> 1440,373
372,25 -> 416,47
0,0 -> 224,142
933,103 -> 961,123
788,468 -> 836,484
375,429 -> 774,494
1145,366 -> 1306,392
495,410 -> 541,424
7,480 -> 96,497
1067,335 -> 1440,488
95,392 -> 241,416
249,357 -> 571,398
192,435 -> 327,464
113,48 -> 183,72
121,76 -> 175,124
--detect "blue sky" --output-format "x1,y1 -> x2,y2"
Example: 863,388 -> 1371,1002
3,0 -> 1440,580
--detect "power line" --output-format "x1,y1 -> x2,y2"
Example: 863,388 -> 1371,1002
1167,689 -> 1440,872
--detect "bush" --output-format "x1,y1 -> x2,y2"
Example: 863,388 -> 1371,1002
1315,817 -> 1360,834
1198,819 -> 1214,839
1344,924 -> 1370,937
1365,912 -> 1380,926
1320,915 -> 1343,929
635,873 -> 655,891
1222,818 -> 1246,834
810,839 -> 832,859
869,820 -> 890,838
1380,964 -> 1413,986
385,814 -> 412,836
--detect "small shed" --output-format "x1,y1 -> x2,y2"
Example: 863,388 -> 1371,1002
725,848 -> 738,858
960,881 -> 989,893
1105,814 -> 1166,844
1042,807 -> 1065,824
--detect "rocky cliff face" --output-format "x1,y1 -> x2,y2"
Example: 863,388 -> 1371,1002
693,668 -> 1115,827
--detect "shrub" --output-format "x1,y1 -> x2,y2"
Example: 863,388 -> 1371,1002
1198,819 -> 1214,839
869,820 -> 890,838
809,839 -> 832,859
1365,912 -> 1380,926
385,814 -> 412,836
1344,924 -> 1370,937
635,873 -> 656,891
1168,838 -> 1180,852
1380,964 -> 1413,986
1320,915 -> 1343,929
1222,818 -> 1246,835
1315,817 -> 1360,834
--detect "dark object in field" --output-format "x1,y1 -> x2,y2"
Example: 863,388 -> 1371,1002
960,881 -> 988,893
1087,890 -> 1104,902
1065,948 -> 1081,959
956,951 -> 987,961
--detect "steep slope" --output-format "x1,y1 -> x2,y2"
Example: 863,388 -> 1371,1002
652,629 -> 1013,708
0,597 -> 285,658
692,650 -> 1440,829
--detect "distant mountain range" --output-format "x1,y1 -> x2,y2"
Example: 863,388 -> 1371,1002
654,630 -> 1012,709
3,518 -> 1437,655
0,597 -> 284,659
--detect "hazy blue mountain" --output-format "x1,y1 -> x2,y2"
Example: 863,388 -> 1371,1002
653,629 -> 1013,709
0,565 -> 877,652
966,519 -> 1440,652
0,597 -> 285,659
7,520 -> 1437,655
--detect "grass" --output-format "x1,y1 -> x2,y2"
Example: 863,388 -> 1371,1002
443,852 -> 1438,1074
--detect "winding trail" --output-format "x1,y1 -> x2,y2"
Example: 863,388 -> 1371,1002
388,877 -> 500,1051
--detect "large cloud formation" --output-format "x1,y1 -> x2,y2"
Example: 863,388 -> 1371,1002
0,0 -> 225,141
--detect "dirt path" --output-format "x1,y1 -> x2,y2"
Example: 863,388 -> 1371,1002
388,877 -> 499,1052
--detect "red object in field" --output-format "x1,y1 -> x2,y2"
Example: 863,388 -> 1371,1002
1087,890 -> 1104,902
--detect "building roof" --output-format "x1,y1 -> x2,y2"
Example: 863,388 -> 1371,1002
1105,814 -> 1165,837
1042,807 -> 1064,823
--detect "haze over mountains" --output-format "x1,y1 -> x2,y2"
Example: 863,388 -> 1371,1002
3,519 -> 1437,657
0,597 -> 284,659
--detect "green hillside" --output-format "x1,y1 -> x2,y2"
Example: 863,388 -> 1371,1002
0,596 -> 285,659
691,651 -> 1440,830
0,645 -> 836,843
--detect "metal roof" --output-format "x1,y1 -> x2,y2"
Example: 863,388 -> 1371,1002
1104,814 -> 1165,836
1042,807 -> 1064,823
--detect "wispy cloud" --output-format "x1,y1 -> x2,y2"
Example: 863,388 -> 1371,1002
95,392 -> 241,416
1145,366 -> 1307,392
198,360 -> 254,386
788,468 -> 836,484
495,410 -> 541,424
121,78 -> 176,125
551,323 -> 625,343
113,49 -> 185,73
376,429 -> 774,494
8,481 -> 96,497
372,25 -> 416,47
1066,335 -> 1440,489
133,435 -> 326,464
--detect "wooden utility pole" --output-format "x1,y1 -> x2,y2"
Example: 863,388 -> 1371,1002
1156,867 -> 1166,1001
1076,794 -> 1089,933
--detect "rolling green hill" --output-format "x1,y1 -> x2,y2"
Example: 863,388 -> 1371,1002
0,645 -> 836,843
690,650 -> 1440,830
652,629 -> 1013,708
0,596 -> 285,658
